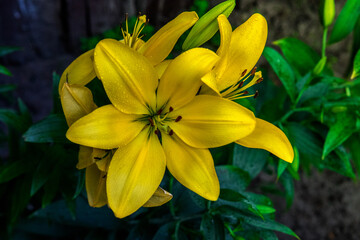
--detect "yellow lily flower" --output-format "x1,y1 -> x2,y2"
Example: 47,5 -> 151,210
201,14 -> 294,163
60,82 -> 173,209
66,39 -> 257,218
58,12 -> 199,93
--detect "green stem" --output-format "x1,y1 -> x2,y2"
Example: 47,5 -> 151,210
169,176 -> 176,218
278,107 -> 314,124
322,27 -> 328,58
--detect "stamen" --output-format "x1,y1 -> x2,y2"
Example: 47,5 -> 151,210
154,129 -> 159,135
251,67 -> 257,75
243,91 -> 249,95
148,118 -> 155,126
175,116 -> 182,122
254,90 -> 259,99
241,69 -> 247,77
169,106 -> 174,112
169,130 -> 174,136
157,108 -> 163,115
238,81 -> 244,88
256,77 -> 263,84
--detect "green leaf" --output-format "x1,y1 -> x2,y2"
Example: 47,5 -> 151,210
232,144 -> 269,179
31,159 -> 53,196
273,38 -> 321,76
277,160 -> 288,180
42,170 -> 60,208
182,0 -> 236,50
73,170 -> 85,199
23,114 -> 68,143
219,189 -> 263,218
324,97 -> 360,109
298,82 -> 329,105
201,214 -> 225,240
0,46 -> 20,57
243,215 -> 299,239
216,165 -> 251,191
0,84 -> 16,93
0,64 -> 12,76
10,176 -> 32,224
255,205 -> 276,215
328,0 -> 360,44
0,109 -> 26,132
351,49 -> 360,79
0,160 -> 30,183
322,147 -> 356,178
291,146 -> 300,172
347,133 -> 360,176
259,231 -> 279,240
263,47 -> 296,102
322,112 -> 358,158
279,171 -> 294,208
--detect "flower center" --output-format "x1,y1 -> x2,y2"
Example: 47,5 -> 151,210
221,67 -> 263,100
140,107 -> 181,136
121,14 -> 147,50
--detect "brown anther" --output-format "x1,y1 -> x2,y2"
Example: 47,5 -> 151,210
169,130 -> 174,136
157,108 -> 163,115
94,157 -> 101,160
148,118 -> 155,126
102,174 -> 107,178
175,116 -> 182,122
254,90 -> 259,99
154,129 -> 159,135
251,67 -> 257,75
243,91 -> 249,95
169,106 -> 174,112
256,77 -> 264,84
241,69 -> 247,77
238,81 -> 244,88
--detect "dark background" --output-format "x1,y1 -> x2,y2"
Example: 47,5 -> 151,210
0,0 -> 357,239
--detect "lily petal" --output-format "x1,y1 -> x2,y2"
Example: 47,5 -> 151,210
162,134 -> 219,201
200,71 -> 221,96
92,148 -> 111,172
86,164 -> 107,207
236,118 -> 294,163
142,187 -> 173,207
157,48 -> 219,110
66,105 -> 144,149
169,95 -> 256,148
60,83 -> 97,126
59,49 -> 96,94
216,14 -> 232,57
217,13 -> 267,91
107,129 -> 166,218
77,146 -> 94,169
94,39 -> 158,114
154,60 -> 171,79
138,12 -> 198,66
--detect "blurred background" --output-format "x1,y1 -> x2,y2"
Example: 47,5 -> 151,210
0,0 -> 358,239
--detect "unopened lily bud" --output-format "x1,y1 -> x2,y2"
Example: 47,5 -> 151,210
182,0 -> 235,50
313,56 -> 327,75
351,49 -> 360,79
319,0 -> 335,28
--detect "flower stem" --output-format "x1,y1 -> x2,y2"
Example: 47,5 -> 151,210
169,176 -> 176,217
322,28 -> 328,58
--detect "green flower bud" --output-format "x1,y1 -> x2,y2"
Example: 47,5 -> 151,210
319,0 -> 335,28
313,56 -> 327,75
182,0 -> 235,51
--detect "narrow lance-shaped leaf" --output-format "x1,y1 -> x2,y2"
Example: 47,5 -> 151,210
263,47 -> 296,102
328,0 -> 360,44
322,112 -> 358,159
351,49 -> 360,79
0,64 -> 12,76
182,0 -> 235,50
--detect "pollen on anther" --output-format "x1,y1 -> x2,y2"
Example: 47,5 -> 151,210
238,81 -> 244,88
241,69 -> 247,77
256,77 -> 263,84
251,67 -> 257,75
148,118 -> 155,126
169,130 -> 174,136
169,106 -> 174,112
175,116 -> 182,122
157,108 -> 163,115
154,129 -> 159,135
243,91 -> 249,95
254,90 -> 259,99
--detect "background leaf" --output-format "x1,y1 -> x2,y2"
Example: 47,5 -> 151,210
328,0 -> 360,44
263,47 -> 296,102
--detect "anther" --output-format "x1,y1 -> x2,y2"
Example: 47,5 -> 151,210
154,129 -> 159,135
238,81 -> 244,88
241,69 -> 247,77
175,116 -> 182,122
243,91 -> 249,95
157,108 -> 163,115
169,106 -> 174,112
102,174 -> 107,178
148,118 -> 155,126
169,130 -> 174,136
256,77 -> 263,84
254,90 -> 259,99
251,67 -> 257,75
94,157 -> 101,160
